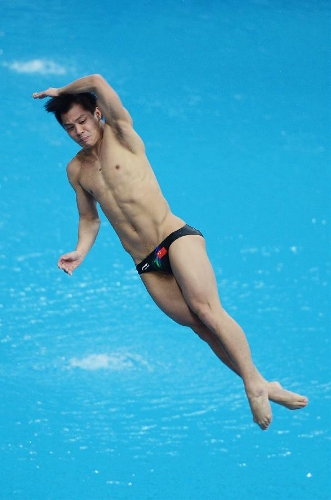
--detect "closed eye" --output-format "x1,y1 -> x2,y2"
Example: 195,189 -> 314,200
63,114 -> 87,131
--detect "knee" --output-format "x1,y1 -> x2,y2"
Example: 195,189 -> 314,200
188,298 -> 224,329
176,312 -> 201,330
173,308 -> 203,331
188,299 -> 213,324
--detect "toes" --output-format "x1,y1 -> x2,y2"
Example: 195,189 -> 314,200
254,417 -> 271,430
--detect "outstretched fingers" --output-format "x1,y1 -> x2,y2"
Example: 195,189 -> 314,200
32,88 -> 59,99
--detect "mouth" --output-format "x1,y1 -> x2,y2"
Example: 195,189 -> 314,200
79,136 -> 90,145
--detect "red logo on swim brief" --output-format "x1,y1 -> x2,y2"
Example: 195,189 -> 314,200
156,247 -> 167,259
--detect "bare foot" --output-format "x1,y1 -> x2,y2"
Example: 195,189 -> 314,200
246,384 -> 272,430
267,381 -> 308,410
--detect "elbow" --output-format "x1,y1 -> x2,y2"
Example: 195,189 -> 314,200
90,74 -> 106,90
90,217 -> 101,236
80,214 -> 101,226
94,216 -> 101,228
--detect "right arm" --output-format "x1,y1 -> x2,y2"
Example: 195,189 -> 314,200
58,161 -> 100,275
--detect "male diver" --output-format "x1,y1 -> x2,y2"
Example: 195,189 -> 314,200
33,74 -> 308,429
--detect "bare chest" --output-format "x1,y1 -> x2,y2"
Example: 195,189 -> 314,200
78,149 -> 135,201
76,126 -> 145,199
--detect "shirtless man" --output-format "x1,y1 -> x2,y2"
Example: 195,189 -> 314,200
33,74 -> 308,430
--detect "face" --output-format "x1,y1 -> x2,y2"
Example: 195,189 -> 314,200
61,103 -> 102,149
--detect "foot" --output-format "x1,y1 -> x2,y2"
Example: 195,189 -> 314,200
246,384 -> 272,431
267,381 -> 308,410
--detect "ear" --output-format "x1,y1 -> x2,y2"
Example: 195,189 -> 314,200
94,107 -> 102,120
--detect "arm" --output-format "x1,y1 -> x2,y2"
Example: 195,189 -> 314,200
33,74 -> 143,152
58,161 -> 101,275
33,74 -> 131,126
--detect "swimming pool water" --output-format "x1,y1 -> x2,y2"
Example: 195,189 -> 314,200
0,1 -> 330,499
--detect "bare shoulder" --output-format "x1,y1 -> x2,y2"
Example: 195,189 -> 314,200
66,155 -> 82,186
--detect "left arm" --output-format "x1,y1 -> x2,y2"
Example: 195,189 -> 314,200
33,74 -> 130,126
33,74 -> 143,152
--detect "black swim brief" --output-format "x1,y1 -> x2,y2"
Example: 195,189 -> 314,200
136,224 -> 203,275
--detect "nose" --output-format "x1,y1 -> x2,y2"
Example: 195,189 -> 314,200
75,124 -> 84,135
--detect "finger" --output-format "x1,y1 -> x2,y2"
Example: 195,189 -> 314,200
60,266 -> 72,276
32,91 -> 47,99
58,261 -> 69,271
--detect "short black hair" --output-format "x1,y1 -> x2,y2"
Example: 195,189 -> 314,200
44,92 -> 98,126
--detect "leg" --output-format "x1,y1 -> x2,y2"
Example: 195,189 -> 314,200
168,235 -> 273,429
192,322 -> 308,411
141,236 -> 307,429
191,312 -> 308,411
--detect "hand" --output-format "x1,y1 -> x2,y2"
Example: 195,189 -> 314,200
32,87 -> 60,99
57,251 -> 84,276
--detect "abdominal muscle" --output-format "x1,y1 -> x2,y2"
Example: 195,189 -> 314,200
103,200 -> 185,263
78,140 -> 185,263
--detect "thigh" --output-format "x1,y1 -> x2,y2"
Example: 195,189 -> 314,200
140,272 -> 198,327
168,235 -> 221,309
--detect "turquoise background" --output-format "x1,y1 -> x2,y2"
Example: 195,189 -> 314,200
0,1 -> 330,499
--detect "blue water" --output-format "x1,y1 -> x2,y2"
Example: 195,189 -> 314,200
1,1 -> 330,499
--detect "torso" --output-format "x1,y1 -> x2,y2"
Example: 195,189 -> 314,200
70,122 -> 185,262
